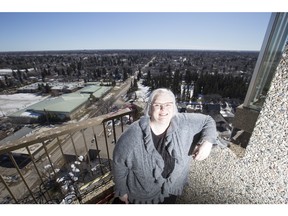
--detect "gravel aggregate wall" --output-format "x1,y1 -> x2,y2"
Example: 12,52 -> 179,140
177,46 -> 288,204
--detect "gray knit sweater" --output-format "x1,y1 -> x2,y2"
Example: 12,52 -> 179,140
112,113 -> 217,204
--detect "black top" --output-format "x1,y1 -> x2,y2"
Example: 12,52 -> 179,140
151,128 -> 175,178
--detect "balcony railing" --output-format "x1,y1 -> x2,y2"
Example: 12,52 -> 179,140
0,108 -> 135,204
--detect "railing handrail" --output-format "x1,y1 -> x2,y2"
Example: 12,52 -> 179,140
0,107 -> 135,204
0,108 -> 134,155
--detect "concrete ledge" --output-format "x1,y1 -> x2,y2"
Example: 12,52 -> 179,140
232,105 -> 260,134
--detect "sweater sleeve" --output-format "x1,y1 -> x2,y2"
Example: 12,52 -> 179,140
112,125 -> 136,197
198,114 -> 218,145
112,138 -> 129,197
182,113 -> 217,145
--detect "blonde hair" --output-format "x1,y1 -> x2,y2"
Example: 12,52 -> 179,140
144,88 -> 178,117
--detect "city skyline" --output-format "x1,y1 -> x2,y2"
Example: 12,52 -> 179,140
0,12 -> 272,52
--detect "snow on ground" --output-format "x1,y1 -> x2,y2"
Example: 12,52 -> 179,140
103,93 -> 113,101
135,79 -> 150,102
0,93 -> 48,117
0,80 -> 149,118
0,69 -> 13,74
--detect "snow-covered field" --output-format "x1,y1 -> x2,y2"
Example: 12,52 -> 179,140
0,93 -> 47,117
0,80 -> 149,118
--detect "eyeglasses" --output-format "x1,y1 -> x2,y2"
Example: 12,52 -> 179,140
151,102 -> 174,109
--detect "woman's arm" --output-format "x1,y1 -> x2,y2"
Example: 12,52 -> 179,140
191,114 -> 217,160
112,132 -> 131,200
199,115 -> 218,144
192,140 -> 213,161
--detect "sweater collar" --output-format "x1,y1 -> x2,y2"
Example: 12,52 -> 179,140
139,115 -> 180,153
138,115 -> 182,183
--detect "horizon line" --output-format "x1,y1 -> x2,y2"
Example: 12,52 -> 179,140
0,48 -> 260,53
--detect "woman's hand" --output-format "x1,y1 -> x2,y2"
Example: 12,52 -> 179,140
119,194 -> 129,204
192,140 -> 213,161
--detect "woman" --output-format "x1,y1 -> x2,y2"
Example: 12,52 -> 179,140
112,88 -> 217,204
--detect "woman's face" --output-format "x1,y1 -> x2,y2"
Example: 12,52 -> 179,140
150,92 -> 174,125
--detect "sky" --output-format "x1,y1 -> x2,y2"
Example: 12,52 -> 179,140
0,0 -> 287,53
0,12 -> 272,52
